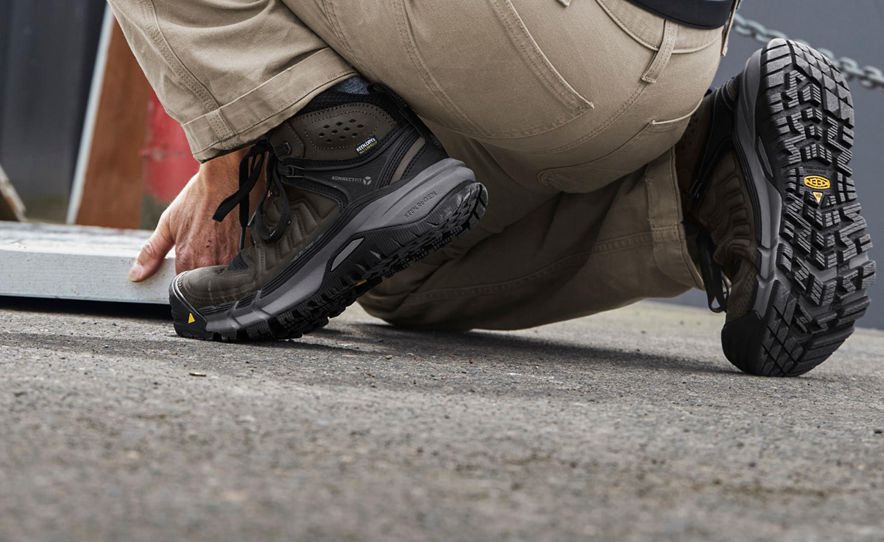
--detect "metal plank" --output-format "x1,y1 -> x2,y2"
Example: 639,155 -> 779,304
0,223 -> 174,304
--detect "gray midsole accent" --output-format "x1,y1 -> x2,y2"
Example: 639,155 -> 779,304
734,45 -> 782,317
205,158 -> 475,334
331,238 -> 364,271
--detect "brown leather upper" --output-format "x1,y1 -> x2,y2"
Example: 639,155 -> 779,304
675,84 -> 759,320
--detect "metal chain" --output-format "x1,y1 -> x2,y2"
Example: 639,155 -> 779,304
732,13 -> 884,91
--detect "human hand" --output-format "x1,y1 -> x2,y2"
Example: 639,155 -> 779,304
127,149 -> 257,281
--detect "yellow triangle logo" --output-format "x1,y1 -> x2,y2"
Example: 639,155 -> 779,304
813,191 -> 824,204
187,313 -> 196,324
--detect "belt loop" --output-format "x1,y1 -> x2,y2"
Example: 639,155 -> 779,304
641,19 -> 678,84
721,0 -> 741,56
556,0 -> 572,6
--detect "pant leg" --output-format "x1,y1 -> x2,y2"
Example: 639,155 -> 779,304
359,137 -> 703,330
292,0 -> 727,330
107,0 -> 355,161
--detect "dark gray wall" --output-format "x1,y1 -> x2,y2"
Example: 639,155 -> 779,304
0,0 -> 105,220
672,0 -> 884,329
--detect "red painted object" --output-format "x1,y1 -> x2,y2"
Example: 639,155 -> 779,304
141,91 -> 198,202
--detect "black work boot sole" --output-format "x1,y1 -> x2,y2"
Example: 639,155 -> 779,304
723,39 -> 875,376
170,158 -> 486,341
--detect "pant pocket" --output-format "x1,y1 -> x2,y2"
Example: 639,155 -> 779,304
538,97 -> 701,193
394,0 -> 593,139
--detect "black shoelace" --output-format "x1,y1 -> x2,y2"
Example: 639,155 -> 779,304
686,155 -> 731,314
212,141 -> 292,248
691,224 -> 730,313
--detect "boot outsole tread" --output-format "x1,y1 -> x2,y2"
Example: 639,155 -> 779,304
729,39 -> 875,377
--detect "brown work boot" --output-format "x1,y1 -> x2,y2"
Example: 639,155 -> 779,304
170,80 -> 487,341
676,39 -> 875,376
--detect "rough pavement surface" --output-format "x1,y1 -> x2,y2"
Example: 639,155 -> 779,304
1,300 -> 882,542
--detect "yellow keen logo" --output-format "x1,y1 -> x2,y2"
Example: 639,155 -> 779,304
803,176 -> 831,190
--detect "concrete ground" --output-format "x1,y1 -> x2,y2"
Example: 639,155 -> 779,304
0,299 -> 882,542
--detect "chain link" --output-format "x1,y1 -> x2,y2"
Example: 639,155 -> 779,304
732,13 -> 884,91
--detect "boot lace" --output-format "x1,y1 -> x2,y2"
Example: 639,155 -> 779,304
693,226 -> 730,313
212,141 -> 292,248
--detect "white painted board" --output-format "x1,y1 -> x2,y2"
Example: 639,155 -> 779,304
0,222 -> 174,304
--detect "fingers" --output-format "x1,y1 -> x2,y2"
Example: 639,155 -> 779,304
127,158 -> 246,281
128,214 -> 175,282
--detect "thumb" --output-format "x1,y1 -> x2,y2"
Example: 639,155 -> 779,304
129,215 -> 175,282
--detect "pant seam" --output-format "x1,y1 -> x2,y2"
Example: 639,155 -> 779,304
182,51 -> 354,159
663,148 -> 704,288
323,0 -> 360,68
544,80 -> 647,153
676,222 -> 705,289
393,0 -> 485,136
490,0 -> 593,113
190,70 -> 353,152
139,0 -> 233,140
647,151 -> 704,288
666,154 -> 706,288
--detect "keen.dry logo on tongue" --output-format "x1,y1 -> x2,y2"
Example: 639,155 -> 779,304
356,136 -> 378,155
803,175 -> 831,190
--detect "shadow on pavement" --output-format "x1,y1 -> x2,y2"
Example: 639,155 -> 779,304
250,322 -> 738,376
0,295 -> 736,376
361,323 -> 735,375
0,296 -> 171,320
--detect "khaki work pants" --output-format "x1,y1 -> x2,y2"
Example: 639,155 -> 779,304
110,0 -> 731,330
